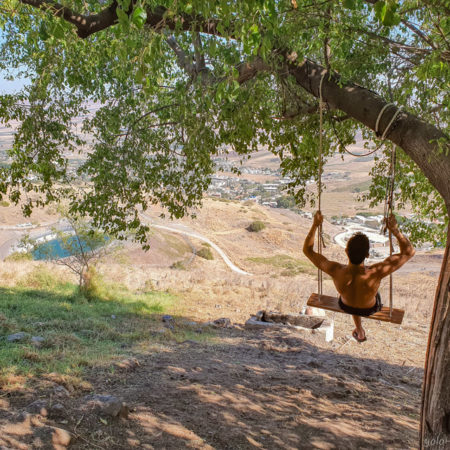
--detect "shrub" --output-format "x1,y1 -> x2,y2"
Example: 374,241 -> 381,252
197,247 -> 214,260
5,251 -> 33,262
171,261 -> 186,270
0,200 -> 10,207
247,221 -> 266,232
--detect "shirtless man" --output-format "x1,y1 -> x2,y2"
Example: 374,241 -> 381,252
303,211 -> 415,342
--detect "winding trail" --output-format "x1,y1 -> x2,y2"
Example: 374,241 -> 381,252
140,213 -> 252,276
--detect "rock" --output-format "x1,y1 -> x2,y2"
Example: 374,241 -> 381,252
306,359 -> 322,369
26,400 -> 49,416
162,315 -> 173,323
31,336 -> 45,347
7,332 -> 28,342
111,314 -> 116,319
163,322 -> 174,330
33,426 -> 71,449
49,403 -> 66,418
53,385 -> 70,398
83,394 -> 129,418
115,357 -> 140,370
212,318 -> 231,328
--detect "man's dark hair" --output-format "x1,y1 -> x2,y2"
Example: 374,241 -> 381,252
346,232 -> 370,265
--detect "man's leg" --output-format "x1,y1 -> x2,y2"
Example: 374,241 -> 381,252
352,315 -> 365,340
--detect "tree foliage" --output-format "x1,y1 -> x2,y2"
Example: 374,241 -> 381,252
0,0 -> 448,245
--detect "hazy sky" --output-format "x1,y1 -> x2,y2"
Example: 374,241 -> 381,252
0,30 -> 29,94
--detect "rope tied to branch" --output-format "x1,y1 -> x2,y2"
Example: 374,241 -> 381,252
317,71 -> 327,296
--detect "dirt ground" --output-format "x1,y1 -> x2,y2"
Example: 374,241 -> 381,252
0,300 -> 428,450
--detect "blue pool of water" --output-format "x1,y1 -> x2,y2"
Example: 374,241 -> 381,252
32,235 -> 109,260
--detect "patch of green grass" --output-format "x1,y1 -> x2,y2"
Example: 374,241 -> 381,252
5,252 -> 33,262
0,266 -> 182,387
333,180 -> 372,193
0,200 -> 10,207
247,254 -> 315,276
247,220 -> 266,232
197,247 -> 214,260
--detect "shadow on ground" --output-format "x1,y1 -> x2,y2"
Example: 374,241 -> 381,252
0,286 -> 423,449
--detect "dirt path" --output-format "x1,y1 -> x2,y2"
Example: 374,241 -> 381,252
140,213 -> 252,276
0,323 -> 424,449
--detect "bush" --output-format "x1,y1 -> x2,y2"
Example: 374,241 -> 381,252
171,261 -> 186,270
247,221 -> 266,232
0,200 -> 10,207
5,251 -> 33,262
276,196 -> 296,209
197,247 -> 214,260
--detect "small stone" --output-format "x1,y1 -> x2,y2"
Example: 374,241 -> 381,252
33,426 -> 71,449
215,304 -> 221,309
31,336 -> 45,347
212,318 -> 231,328
83,394 -> 128,418
49,403 -> 65,418
26,400 -> 49,416
162,315 -> 173,322
53,385 -> 70,398
116,357 -> 140,370
163,323 -> 174,330
111,315 -> 116,319
7,332 -> 28,342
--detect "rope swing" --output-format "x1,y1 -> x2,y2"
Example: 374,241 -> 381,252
309,70 -> 405,324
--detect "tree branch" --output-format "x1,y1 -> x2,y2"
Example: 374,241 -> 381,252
19,0 -> 226,39
166,36 -> 196,76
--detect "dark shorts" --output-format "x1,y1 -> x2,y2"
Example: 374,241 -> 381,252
338,293 -> 383,317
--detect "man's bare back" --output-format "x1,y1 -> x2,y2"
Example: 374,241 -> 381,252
303,211 -> 415,341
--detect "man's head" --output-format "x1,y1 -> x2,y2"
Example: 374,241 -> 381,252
346,232 -> 370,265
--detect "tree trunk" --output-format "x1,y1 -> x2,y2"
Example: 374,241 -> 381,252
420,224 -> 450,449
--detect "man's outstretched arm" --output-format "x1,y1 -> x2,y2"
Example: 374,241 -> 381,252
303,211 -> 341,277
373,214 -> 415,278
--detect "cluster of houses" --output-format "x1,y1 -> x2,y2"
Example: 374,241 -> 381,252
207,171 -> 294,206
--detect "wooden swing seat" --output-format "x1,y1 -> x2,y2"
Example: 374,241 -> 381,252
307,293 -> 404,324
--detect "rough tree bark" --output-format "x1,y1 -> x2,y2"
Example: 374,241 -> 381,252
11,3 -> 450,447
420,228 -> 450,449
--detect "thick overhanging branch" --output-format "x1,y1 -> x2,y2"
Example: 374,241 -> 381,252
19,0 -> 225,39
20,0 -> 119,38
236,58 -> 271,84
285,55 -> 450,203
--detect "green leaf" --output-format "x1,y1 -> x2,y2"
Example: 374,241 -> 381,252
38,22 -> 50,41
132,6 -> 147,29
116,7 -> 129,28
343,0 -> 356,9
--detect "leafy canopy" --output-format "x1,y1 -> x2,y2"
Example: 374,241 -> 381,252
0,0 -> 448,245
